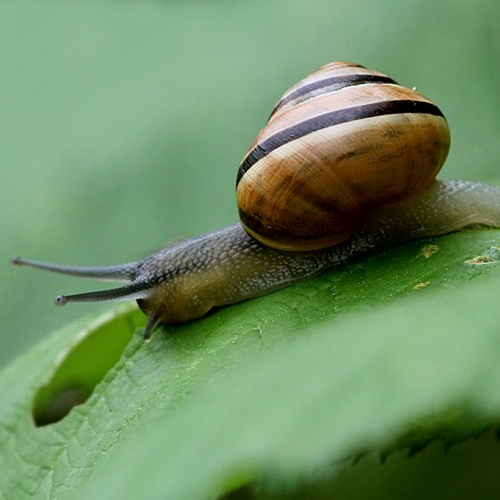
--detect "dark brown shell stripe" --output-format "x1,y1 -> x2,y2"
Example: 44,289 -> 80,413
237,99 -> 445,186
269,74 -> 397,118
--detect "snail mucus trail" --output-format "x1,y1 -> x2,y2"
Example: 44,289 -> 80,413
12,62 -> 500,341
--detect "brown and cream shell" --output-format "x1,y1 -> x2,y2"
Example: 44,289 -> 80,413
236,62 -> 451,250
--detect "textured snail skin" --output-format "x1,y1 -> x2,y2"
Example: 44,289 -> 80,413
11,180 -> 500,339
131,180 -> 500,329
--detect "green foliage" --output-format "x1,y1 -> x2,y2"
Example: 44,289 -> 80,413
2,0 -> 500,498
3,0 -> 500,367
1,229 -> 500,499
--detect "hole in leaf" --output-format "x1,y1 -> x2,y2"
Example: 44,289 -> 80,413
32,306 -> 145,426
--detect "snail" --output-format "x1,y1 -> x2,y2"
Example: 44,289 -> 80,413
12,62 -> 500,341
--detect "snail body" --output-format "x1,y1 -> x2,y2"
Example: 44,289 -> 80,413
12,63 -> 500,340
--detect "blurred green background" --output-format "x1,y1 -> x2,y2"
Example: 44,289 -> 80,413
1,0 -> 499,369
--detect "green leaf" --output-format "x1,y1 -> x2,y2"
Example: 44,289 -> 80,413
73,263 -> 500,500
1,228 -> 500,500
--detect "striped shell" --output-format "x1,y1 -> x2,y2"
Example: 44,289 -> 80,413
236,62 -> 451,251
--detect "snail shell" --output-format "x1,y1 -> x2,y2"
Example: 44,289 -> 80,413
236,62 -> 451,251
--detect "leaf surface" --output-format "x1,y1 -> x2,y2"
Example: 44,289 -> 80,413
1,229 -> 500,500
